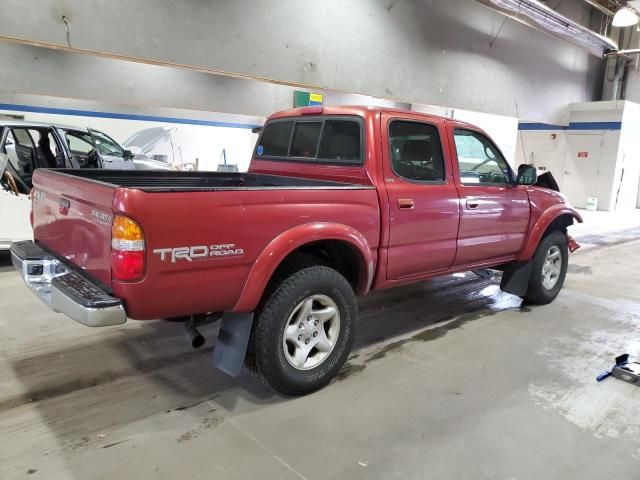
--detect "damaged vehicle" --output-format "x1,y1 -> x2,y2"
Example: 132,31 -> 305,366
11,106 -> 582,395
0,120 -> 170,249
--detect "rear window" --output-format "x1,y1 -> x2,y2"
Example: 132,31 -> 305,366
256,116 -> 362,164
318,120 -> 361,162
290,122 -> 322,158
260,121 -> 293,157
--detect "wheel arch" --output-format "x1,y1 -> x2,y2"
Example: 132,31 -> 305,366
517,207 -> 583,262
232,223 -> 374,313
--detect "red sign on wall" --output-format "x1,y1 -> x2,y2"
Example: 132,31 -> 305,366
577,151 -> 589,158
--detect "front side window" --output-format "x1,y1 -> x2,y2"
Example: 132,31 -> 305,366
64,130 -> 95,154
90,130 -> 125,157
256,117 -> 362,164
454,129 -> 512,185
388,121 -> 445,182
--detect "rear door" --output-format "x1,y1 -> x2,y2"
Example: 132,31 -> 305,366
448,124 -> 530,266
382,113 -> 460,279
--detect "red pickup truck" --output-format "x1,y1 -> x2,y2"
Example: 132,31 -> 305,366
11,105 -> 581,395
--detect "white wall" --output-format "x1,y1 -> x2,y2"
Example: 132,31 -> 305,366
515,101 -> 640,211
619,102 -> 640,210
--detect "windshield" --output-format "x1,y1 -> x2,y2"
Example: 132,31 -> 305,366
90,130 -> 125,157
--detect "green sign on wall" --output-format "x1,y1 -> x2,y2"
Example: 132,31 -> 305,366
293,90 -> 323,107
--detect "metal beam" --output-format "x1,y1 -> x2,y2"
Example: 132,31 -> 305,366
475,0 -> 618,56
581,0 -> 616,16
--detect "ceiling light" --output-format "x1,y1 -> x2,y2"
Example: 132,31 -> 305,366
613,7 -> 639,27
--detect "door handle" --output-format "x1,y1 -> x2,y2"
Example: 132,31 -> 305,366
466,199 -> 480,209
398,198 -> 415,210
59,198 -> 70,215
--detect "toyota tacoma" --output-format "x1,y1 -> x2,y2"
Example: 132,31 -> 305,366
10,105 -> 581,395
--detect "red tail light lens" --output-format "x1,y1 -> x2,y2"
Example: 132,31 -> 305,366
111,250 -> 145,281
111,215 -> 145,281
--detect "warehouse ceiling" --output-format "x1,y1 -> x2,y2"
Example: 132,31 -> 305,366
475,0 -> 618,56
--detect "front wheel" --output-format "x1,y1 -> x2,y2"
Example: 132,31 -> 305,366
250,266 -> 356,395
524,230 -> 569,305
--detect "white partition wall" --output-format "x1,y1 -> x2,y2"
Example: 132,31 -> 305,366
516,101 -> 640,211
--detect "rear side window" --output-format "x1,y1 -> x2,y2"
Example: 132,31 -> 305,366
260,121 -> 293,157
389,121 -> 445,182
256,116 -> 362,164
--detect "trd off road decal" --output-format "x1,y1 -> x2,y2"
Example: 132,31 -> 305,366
153,244 -> 244,263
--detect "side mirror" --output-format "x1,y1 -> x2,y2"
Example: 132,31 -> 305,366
516,164 -> 537,185
124,149 -> 134,160
181,162 -> 196,172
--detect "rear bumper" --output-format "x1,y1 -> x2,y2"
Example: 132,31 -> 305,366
10,240 -> 126,327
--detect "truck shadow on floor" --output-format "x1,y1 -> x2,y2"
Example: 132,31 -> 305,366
3,272 -> 525,457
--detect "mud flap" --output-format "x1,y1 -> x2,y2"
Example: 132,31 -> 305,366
212,312 -> 254,377
500,261 -> 533,297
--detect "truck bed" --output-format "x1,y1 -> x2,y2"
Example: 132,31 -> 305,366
50,169 -> 371,192
31,168 -> 380,318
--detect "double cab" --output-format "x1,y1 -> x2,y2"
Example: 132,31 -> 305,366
11,105 -> 581,395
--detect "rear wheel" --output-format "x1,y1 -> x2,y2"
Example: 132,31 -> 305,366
250,266 -> 356,396
524,230 -> 568,305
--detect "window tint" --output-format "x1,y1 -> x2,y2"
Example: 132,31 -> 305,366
257,117 -> 362,164
318,120 -> 360,162
454,129 -> 511,185
259,121 -> 293,157
290,122 -> 322,158
389,121 -> 445,182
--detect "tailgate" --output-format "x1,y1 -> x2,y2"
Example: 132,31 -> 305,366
31,169 -> 115,287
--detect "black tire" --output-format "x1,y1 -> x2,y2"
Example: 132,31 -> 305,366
250,266 -> 356,396
524,230 -> 568,305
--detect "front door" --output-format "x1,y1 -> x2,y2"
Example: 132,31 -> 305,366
383,114 -> 460,280
449,125 -> 530,266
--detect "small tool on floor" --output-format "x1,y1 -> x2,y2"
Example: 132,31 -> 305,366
596,354 -> 640,386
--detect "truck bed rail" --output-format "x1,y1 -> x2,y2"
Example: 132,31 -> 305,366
43,169 -> 374,192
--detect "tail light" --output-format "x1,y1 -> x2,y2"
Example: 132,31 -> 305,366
111,215 -> 145,281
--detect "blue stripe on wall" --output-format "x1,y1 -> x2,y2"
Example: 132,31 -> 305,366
567,121 -> 622,130
518,123 -> 567,131
519,121 -> 622,131
0,102 -> 261,130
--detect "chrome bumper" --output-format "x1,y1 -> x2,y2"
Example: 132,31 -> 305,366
10,240 -> 126,327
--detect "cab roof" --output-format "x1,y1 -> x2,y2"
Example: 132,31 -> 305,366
268,105 -> 479,130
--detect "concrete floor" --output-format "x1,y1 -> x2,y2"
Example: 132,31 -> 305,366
1,216 -> 640,479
